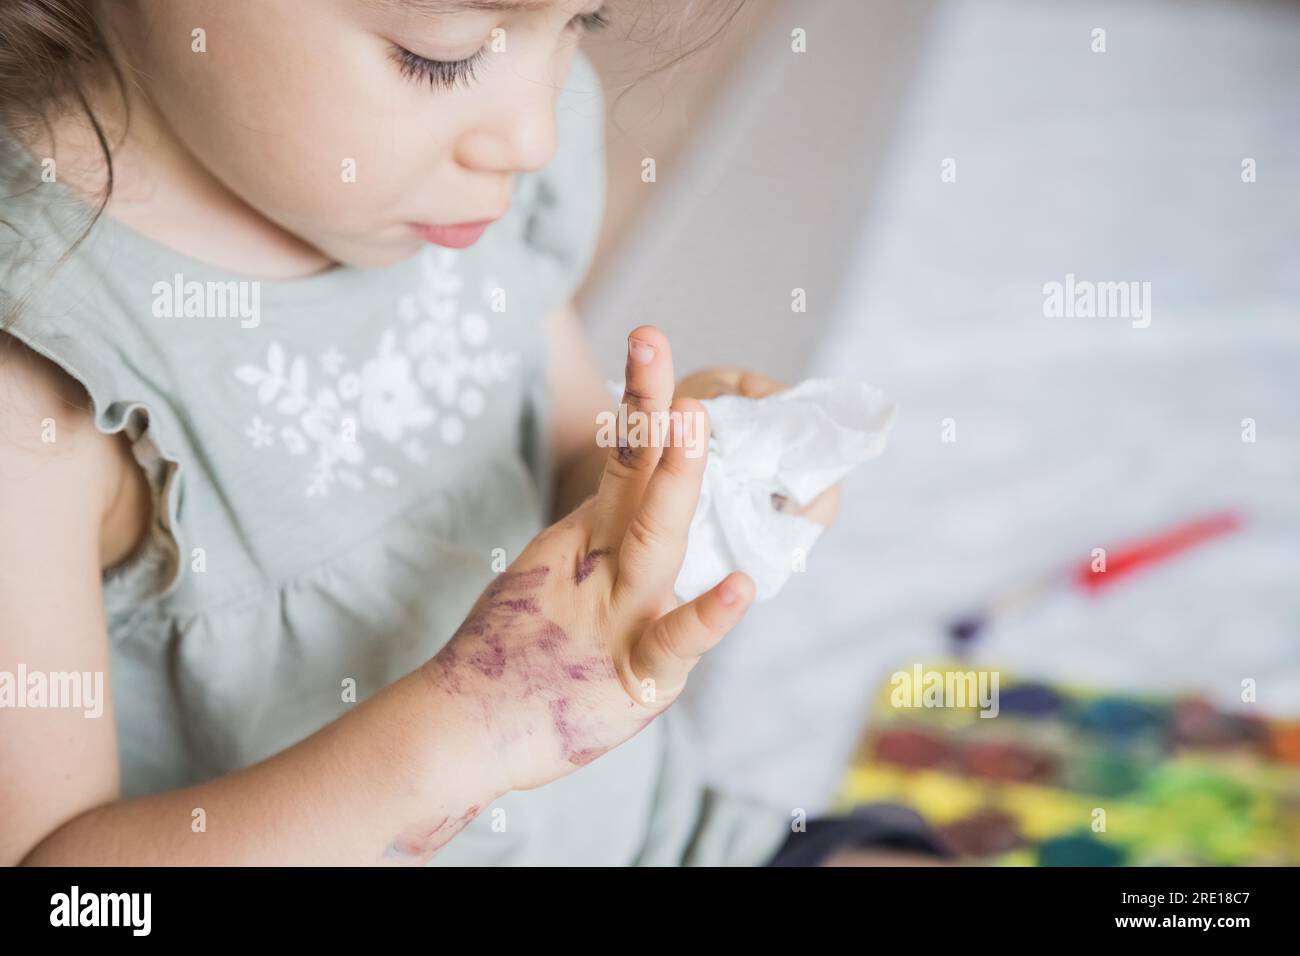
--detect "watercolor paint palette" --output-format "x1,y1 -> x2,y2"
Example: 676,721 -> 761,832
834,665 -> 1300,866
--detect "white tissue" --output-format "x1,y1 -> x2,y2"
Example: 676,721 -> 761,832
607,379 -> 898,602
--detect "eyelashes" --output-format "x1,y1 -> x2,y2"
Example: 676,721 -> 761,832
394,6 -> 612,93
392,45 -> 488,91
574,9 -> 611,32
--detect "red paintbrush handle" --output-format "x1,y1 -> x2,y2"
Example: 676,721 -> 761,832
1073,511 -> 1244,591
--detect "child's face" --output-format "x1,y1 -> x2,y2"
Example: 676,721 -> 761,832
107,0 -> 605,266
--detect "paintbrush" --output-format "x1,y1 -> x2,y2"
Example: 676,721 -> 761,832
948,510 -> 1244,645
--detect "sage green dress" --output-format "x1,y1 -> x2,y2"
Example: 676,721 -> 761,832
0,53 -> 786,866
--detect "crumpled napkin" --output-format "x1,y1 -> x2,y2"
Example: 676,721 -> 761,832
607,379 -> 898,602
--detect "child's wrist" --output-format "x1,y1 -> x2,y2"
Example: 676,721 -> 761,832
408,655 -> 513,806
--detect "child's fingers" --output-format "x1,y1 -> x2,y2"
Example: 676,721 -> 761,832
613,399 -> 709,608
630,572 -> 754,694
736,369 -> 788,399
591,326 -> 675,546
798,484 -> 841,528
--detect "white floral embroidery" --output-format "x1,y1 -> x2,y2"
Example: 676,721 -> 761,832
319,347 -> 345,376
246,417 -> 274,449
234,248 -> 519,496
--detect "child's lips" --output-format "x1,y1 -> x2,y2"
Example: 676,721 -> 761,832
410,218 -> 499,249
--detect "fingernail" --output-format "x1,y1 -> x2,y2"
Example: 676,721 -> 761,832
628,337 -> 656,365
718,579 -> 739,606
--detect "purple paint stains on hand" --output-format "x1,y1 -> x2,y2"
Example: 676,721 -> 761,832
495,597 -> 540,614
467,634 -> 507,679
436,565 -> 553,684
421,553 -> 664,790
533,620 -> 569,654
563,655 -> 618,684
419,643 -> 465,695
486,565 -> 550,597
384,804 -> 482,860
573,548 -> 610,585
549,698 -> 603,767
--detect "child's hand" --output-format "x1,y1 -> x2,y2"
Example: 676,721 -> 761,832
675,366 -> 841,528
674,366 -> 787,403
422,328 -> 754,793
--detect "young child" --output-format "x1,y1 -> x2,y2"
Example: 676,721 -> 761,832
0,0 -> 838,865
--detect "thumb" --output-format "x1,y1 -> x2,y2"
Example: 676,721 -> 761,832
629,572 -> 755,700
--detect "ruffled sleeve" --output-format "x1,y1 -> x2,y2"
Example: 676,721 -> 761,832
1,318 -> 185,610
1,135 -> 186,611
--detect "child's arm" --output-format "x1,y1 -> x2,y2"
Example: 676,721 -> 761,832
4,328 -> 751,864
0,347 -> 501,866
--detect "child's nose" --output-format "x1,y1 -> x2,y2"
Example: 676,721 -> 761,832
459,85 -> 559,175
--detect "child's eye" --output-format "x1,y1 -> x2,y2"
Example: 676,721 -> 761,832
393,5 -> 611,94
571,6 -> 611,33
391,45 -> 487,92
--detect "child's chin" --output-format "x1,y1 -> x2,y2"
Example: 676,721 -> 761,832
316,234 -> 427,271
